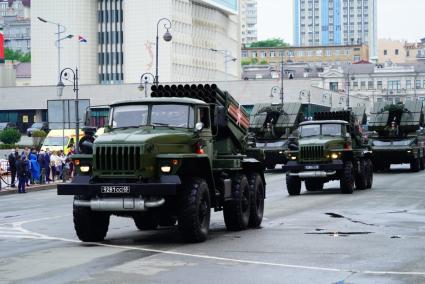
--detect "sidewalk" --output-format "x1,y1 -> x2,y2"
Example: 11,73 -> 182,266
0,179 -> 60,196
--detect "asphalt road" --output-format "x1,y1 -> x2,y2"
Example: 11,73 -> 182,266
0,165 -> 424,284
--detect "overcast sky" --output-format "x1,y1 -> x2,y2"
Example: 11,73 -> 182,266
257,0 -> 425,44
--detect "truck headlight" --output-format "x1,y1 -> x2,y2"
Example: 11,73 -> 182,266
291,156 -> 297,160
80,166 -> 90,173
331,153 -> 339,159
161,165 -> 172,173
407,150 -> 412,153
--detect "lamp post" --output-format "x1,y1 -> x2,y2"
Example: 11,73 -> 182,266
57,67 -> 80,154
279,58 -> 284,105
138,72 -> 155,97
155,18 -> 172,86
344,71 -> 355,109
37,17 -> 73,88
210,48 -> 237,81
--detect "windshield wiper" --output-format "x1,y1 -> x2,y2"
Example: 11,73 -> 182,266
151,123 -> 175,130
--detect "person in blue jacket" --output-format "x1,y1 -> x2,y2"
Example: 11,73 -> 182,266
29,149 -> 41,183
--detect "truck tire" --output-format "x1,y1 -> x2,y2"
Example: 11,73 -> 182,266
410,158 -> 420,172
286,173 -> 301,196
340,161 -> 354,194
305,180 -> 324,191
178,177 -> 211,243
355,159 -> 367,190
223,174 -> 251,231
133,212 -> 159,230
73,196 -> 110,242
247,173 -> 264,228
365,159 -> 373,189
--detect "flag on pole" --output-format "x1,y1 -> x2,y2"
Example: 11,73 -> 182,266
78,35 -> 87,43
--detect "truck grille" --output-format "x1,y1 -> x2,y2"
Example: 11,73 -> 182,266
300,146 -> 324,161
95,145 -> 141,172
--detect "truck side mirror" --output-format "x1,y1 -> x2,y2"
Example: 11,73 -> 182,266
195,122 -> 204,132
84,110 -> 92,126
214,106 -> 227,128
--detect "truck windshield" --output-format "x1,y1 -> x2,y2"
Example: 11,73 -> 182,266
300,124 -> 342,137
111,104 -> 194,129
151,104 -> 194,128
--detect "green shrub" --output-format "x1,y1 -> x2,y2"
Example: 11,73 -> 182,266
32,130 -> 47,148
0,128 -> 21,145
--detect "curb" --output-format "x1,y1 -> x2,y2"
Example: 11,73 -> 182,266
0,183 -> 58,196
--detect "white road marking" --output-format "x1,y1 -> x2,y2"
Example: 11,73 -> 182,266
1,215 -> 424,277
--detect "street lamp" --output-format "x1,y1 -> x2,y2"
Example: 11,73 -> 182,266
270,86 -> 283,105
155,18 -> 172,86
138,72 -> 155,97
37,17 -> 73,90
299,89 -> 311,118
210,48 -> 237,81
57,67 -> 80,154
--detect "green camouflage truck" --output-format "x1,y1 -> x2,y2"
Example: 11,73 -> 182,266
58,84 -> 266,243
248,103 -> 330,170
368,101 -> 425,172
282,107 -> 373,195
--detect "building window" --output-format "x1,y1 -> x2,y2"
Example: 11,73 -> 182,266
368,81 -> 373,90
330,82 -> 339,91
260,51 -> 267,58
406,80 -> 412,89
242,51 -> 248,58
270,50 -> 275,57
377,81 -> 383,89
353,81 -> 359,89
395,49 -> 399,55
388,80 -> 401,90
416,80 -> 421,89
360,81 -> 366,90
384,49 -> 387,55
251,51 -> 257,58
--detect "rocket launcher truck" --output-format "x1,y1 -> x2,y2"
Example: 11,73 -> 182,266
368,101 -> 425,172
57,84 -> 266,243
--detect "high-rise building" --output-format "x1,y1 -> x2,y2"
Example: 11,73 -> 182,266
31,0 -> 241,86
240,0 -> 257,45
293,0 -> 377,60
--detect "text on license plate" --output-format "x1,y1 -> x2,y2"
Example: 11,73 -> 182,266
305,165 -> 319,170
101,186 -> 130,194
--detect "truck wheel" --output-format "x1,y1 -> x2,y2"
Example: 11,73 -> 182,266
223,174 -> 251,231
305,180 -> 323,191
73,196 -> 110,242
365,159 -> 373,189
247,173 -> 264,228
133,212 -> 159,230
355,160 -> 367,190
410,158 -> 420,172
178,177 -> 211,243
286,173 -> 301,196
340,161 -> 354,194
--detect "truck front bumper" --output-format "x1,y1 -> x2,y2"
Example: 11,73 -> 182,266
282,160 -> 344,173
264,149 -> 287,165
57,175 -> 181,196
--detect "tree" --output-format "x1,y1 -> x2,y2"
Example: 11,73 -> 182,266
4,48 -> 31,62
249,38 -> 289,48
0,128 -> 21,145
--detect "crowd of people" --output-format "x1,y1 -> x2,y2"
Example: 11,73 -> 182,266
7,146 -> 75,193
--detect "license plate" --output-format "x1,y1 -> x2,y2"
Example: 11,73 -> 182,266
305,165 -> 319,170
101,186 -> 130,194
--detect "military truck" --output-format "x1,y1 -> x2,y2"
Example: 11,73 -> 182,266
282,107 -> 373,195
57,84 -> 266,243
368,101 -> 425,172
248,103 -> 330,170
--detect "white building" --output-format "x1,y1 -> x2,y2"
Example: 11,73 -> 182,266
317,63 -> 425,105
31,0 -> 241,86
240,0 -> 257,45
293,0 -> 377,60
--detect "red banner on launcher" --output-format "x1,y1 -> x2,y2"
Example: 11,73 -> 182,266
0,31 -> 4,63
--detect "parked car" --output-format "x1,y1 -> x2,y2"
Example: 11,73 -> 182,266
0,122 -> 17,131
27,122 -> 49,137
